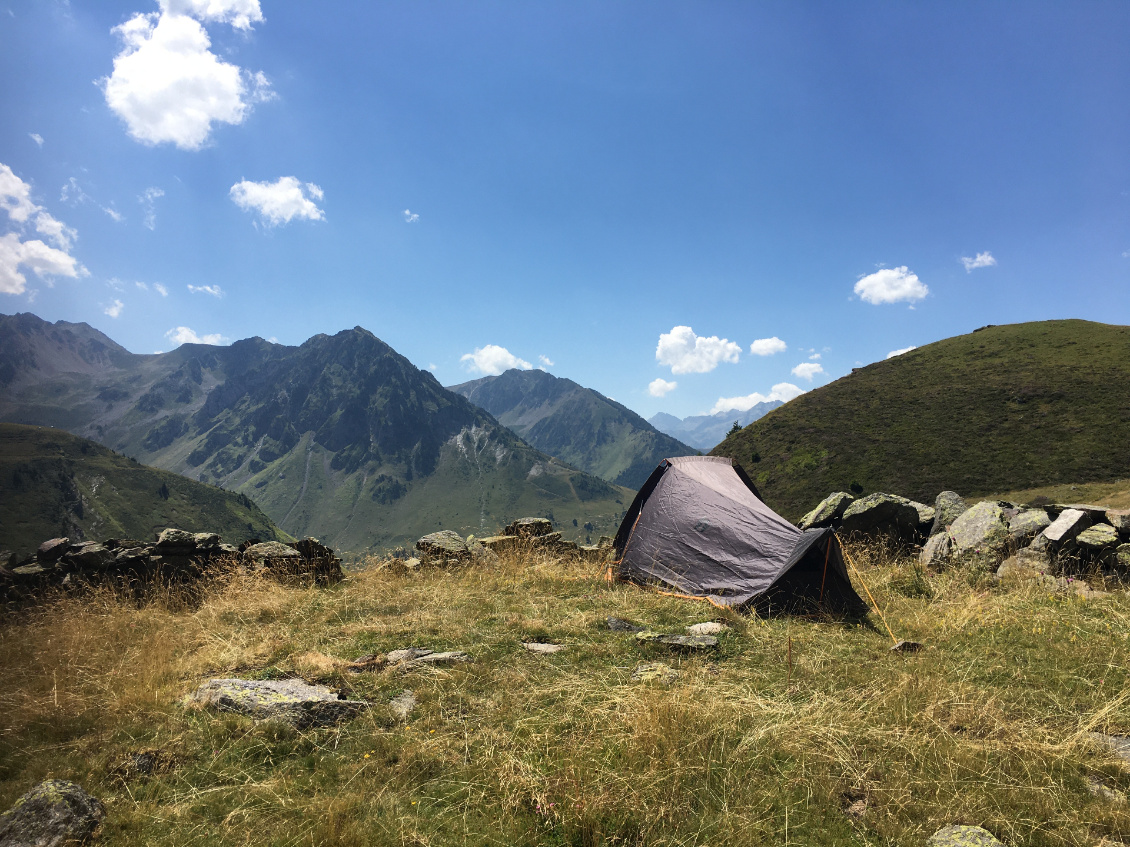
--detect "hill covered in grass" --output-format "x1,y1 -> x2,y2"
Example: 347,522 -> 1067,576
713,320 -> 1130,520
449,368 -> 696,489
0,423 -> 289,559
1,543 -> 1128,845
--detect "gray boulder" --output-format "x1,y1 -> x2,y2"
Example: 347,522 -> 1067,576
919,531 -> 952,568
797,492 -> 854,530
0,779 -> 104,847
839,493 -> 921,543
36,538 -> 70,565
244,541 -> 301,563
930,491 -> 967,537
156,527 -> 196,548
416,530 -> 470,563
1007,508 -> 1051,546
1040,508 -> 1091,548
192,532 -> 221,548
926,825 -> 1006,847
503,517 -> 554,538
1117,544 -> 1130,570
910,501 -> 936,533
948,501 -> 1010,567
1076,523 -> 1121,552
635,631 -> 718,650
185,678 -> 368,728
1107,509 -> 1130,535
64,542 -> 115,570
631,662 -> 679,684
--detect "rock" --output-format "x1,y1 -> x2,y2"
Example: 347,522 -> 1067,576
996,555 -> 1041,581
889,640 -> 923,653
607,617 -> 643,632
415,531 -> 470,564
11,563 -> 49,579
344,654 -> 385,673
0,779 -> 104,847
185,678 -> 368,728
192,532 -> 221,548
920,532 -> 952,568
630,662 -> 679,684
635,631 -> 718,650
930,491 -> 967,537
1007,508 -> 1051,545
467,539 -> 499,565
948,501 -> 1010,568
840,493 -> 922,543
36,537 -> 70,565
523,642 -> 565,654
115,749 -> 176,780
926,825 -> 1006,847
503,517 -> 554,538
389,690 -> 416,721
1076,523 -> 1121,551
533,532 -> 564,549
386,648 -> 471,667
1051,503 -> 1110,521
0,550 -> 14,570
386,648 -> 435,664
243,541 -> 302,570
1086,774 -> 1126,803
64,542 -> 115,569
579,544 -> 613,562
1041,508 -> 1091,547
844,797 -> 867,818
685,622 -> 730,635
1107,510 -> 1130,535
797,492 -> 854,530
1117,544 -> 1130,570
156,527 -> 196,548
479,535 -> 519,554
1089,732 -> 1130,765
910,501 -> 936,533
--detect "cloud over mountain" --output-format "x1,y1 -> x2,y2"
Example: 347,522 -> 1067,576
460,345 -> 532,376
656,326 -> 741,374
854,266 -> 927,305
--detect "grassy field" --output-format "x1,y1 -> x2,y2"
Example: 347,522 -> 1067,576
986,480 -> 1130,511
1,543 -> 1129,846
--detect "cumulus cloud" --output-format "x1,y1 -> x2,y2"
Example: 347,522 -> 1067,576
29,133 -> 44,148
460,345 -> 532,376
961,251 -> 997,272
656,326 -> 741,374
102,5 -> 270,151
187,283 -> 223,297
104,299 -> 125,318
538,355 -> 554,368
403,209 -> 419,223
887,346 -> 917,358
854,266 -> 928,305
166,326 -> 226,346
648,378 -> 677,398
711,383 -> 805,415
139,186 -> 164,230
230,177 -> 325,226
0,164 -> 86,295
749,336 -> 787,356
791,362 -> 825,381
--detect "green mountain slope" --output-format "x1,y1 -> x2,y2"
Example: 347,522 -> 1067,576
711,320 -> 1130,521
448,369 -> 696,489
0,314 -> 631,551
0,423 -> 289,559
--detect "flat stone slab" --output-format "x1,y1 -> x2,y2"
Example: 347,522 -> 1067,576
630,662 -> 679,684
1090,732 -> 1130,765
1076,523 -> 1120,550
0,780 -> 104,847
389,690 -> 416,721
185,678 -> 368,728
387,648 -> 472,667
926,825 -> 1006,847
685,622 -> 730,635
635,631 -> 718,650
607,617 -> 644,632
1042,508 -> 1090,545
890,640 -> 923,653
522,642 -> 565,654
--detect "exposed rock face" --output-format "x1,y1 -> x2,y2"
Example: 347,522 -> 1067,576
416,530 -> 470,562
0,779 -> 104,847
930,491 -> 967,536
36,537 -> 70,565
948,501 -> 1011,568
919,531 -> 952,568
1076,523 -> 1120,551
635,631 -> 718,650
185,678 -> 368,728
1041,508 -> 1091,547
1008,508 -> 1051,545
926,825 -> 1006,847
1108,510 -> 1130,535
797,492 -> 854,530
910,501 -> 936,533
503,517 -> 554,538
631,662 -> 678,684
839,493 -> 921,543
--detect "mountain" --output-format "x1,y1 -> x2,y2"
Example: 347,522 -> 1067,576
0,423 -> 289,559
649,403 -> 782,451
0,313 -> 631,551
447,369 -> 696,489
711,320 -> 1130,521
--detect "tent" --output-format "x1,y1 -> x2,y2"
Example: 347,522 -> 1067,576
612,456 -> 868,616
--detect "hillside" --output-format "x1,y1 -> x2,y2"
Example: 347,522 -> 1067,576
0,423 -> 288,559
0,314 -> 631,551
712,319 -> 1130,520
649,402 -> 782,451
449,369 -> 695,489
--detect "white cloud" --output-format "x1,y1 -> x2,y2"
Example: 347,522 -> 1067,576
656,326 -> 741,374
427,363 -> 437,372
0,233 -> 86,295
791,362 -> 825,381
139,186 -> 164,230
165,326 -> 226,346
648,378 -> 677,397
153,282 -> 168,296
0,164 -> 39,223
460,345 -> 532,376
403,209 -> 419,223
104,299 -> 125,318
961,251 -> 996,272
104,206 -> 125,222
102,9 -> 269,150
887,345 -> 917,358
854,266 -> 928,305
808,352 -> 821,360
33,212 -> 76,251
538,355 -> 554,368
711,382 -> 805,415
230,177 -> 325,226
749,336 -> 787,356
29,133 -> 44,147
187,283 -> 223,297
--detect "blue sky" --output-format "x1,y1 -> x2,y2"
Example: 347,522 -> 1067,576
2,1 -> 1128,420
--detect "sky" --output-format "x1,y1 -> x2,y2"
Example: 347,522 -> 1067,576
2,1 -> 1129,421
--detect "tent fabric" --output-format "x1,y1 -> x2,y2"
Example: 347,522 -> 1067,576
613,456 -> 867,615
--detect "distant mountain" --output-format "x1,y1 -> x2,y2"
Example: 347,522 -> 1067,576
448,369 -> 696,489
0,313 -> 631,551
711,320 -> 1130,521
649,403 -> 782,451
0,423 -> 288,559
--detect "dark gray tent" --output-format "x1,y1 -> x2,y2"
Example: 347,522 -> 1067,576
613,456 -> 867,616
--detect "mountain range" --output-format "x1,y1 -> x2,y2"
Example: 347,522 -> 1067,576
0,313 -> 632,551
712,319 -> 1130,521
648,403 -> 783,451
448,369 -> 695,489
